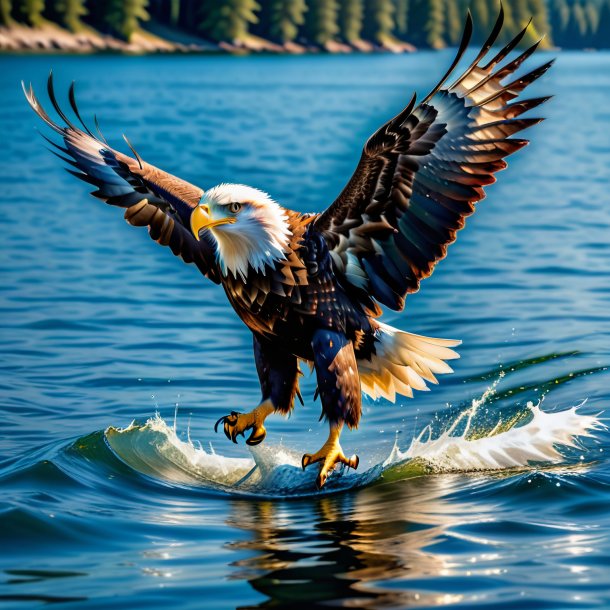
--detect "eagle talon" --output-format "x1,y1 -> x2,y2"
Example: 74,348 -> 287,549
301,454 -> 311,470
246,427 -> 266,446
214,401 -> 274,447
301,427 -> 359,489
214,411 -> 241,434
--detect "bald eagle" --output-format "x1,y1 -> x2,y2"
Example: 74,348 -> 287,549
24,9 -> 551,488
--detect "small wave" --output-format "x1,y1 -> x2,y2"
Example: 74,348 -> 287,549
105,417 -> 378,496
104,378 -> 604,498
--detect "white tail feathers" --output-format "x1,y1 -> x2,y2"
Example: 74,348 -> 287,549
358,322 -> 461,402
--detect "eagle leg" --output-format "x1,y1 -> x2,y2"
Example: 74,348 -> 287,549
253,334 -> 301,416
214,399 -> 275,446
302,422 -> 359,489
214,335 -> 302,446
303,329 -> 361,488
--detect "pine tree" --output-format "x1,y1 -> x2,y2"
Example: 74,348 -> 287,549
444,0 -> 463,44
16,0 -> 45,26
594,0 -> 610,48
170,0 -> 179,25
426,0 -> 445,46
105,0 -> 150,40
511,0 -> 540,45
339,0 -> 363,42
584,1 -> 599,40
363,0 -> 395,43
512,0 -> 530,28
249,0 -> 270,38
55,0 -> 87,31
407,0 -> 424,45
497,0 -> 517,43
305,0 -> 339,46
268,0 -> 306,43
177,0 -> 200,32
564,0 -> 587,48
528,0 -> 552,45
0,0 -> 12,25
408,0 -> 444,47
200,0 -> 260,42
549,0 -> 569,46
469,0 -> 489,42
394,0 -> 408,36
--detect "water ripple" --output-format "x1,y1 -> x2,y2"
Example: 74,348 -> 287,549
1,51 -> 610,609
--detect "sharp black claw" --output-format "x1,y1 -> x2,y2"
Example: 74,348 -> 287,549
214,416 -> 226,433
215,411 -> 258,446
246,429 -> 265,446
316,473 -> 326,489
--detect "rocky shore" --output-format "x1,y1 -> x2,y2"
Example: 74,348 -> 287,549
0,22 -> 415,54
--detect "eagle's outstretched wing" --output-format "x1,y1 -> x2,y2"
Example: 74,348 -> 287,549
23,74 -> 220,283
314,8 -> 552,312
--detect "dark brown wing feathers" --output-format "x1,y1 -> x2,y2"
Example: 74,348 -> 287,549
123,199 -> 218,281
23,74 -> 218,282
315,7 -> 552,311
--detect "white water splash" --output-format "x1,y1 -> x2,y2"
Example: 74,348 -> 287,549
104,385 -> 604,497
389,402 -> 602,473
386,373 -> 603,473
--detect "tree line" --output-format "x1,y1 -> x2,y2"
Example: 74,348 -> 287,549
1,0 -> 608,49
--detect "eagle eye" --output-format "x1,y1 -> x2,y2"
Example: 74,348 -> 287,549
228,202 -> 242,214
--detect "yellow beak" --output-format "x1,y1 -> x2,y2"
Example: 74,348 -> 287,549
190,204 -> 235,241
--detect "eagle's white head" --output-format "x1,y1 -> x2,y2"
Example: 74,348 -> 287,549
190,183 -> 291,281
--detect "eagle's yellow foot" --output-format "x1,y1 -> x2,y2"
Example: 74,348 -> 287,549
301,424 -> 359,489
214,400 -> 275,446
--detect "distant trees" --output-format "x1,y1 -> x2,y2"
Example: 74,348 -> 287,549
55,0 -> 87,31
339,0 -> 363,43
510,0 -> 545,44
469,0 -> 490,42
594,0 -> 610,47
550,0 -> 607,48
199,0 -> 260,42
0,0 -> 13,25
362,0 -> 394,44
394,0 -> 408,36
444,0 -> 463,45
268,0 -> 306,42
104,0 -> 149,39
305,0 -> 339,45
407,0 -> 445,48
422,0 -> 444,47
1,0 -> 608,49
550,0 -> 570,40
15,0 -> 45,26
529,0 -> 551,42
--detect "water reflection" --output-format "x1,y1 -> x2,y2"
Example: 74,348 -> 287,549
228,475 -> 492,608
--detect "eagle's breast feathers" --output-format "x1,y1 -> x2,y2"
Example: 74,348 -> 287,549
220,211 -> 314,336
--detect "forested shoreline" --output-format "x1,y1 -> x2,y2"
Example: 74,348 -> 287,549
1,0 -> 608,53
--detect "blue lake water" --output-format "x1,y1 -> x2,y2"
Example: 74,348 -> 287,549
1,50 -> 610,608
